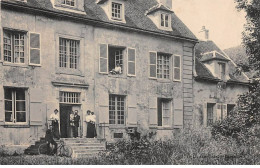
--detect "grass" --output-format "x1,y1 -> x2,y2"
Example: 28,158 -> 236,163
1,127 -> 260,165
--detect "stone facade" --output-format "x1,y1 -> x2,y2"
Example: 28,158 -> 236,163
0,0 -> 196,145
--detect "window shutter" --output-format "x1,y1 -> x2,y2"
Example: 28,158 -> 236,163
99,44 -> 108,73
216,103 -> 222,121
127,95 -> 137,126
30,88 -> 43,126
149,97 -> 157,126
149,52 -> 157,78
98,93 -> 109,124
222,104 -> 227,119
203,103 -> 207,126
173,55 -> 181,80
127,48 -> 136,76
173,98 -> 183,128
30,33 -> 41,65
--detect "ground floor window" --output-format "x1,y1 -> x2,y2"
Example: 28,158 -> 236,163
109,95 -> 125,125
207,103 -> 215,126
158,98 -> 171,127
59,91 -> 81,104
4,88 -> 27,123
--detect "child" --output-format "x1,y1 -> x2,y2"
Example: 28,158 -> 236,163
45,129 -> 57,155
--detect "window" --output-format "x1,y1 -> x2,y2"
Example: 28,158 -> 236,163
59,92 -> 81,104
157,53 -> 170,79
4,88 -> 27,123
161,13 -> 169,28
59,38 -> 80,69
207,103 -> 215,126
3,30 -> 26,63
158,98 -> 171,127
173,55 -> 181,80
109,95 -> 125,125
218,63 -> 226,80
111,2 -> 122,20
227,104 -> 235,116
109,47 -> 124,74
62,0 -> 75,6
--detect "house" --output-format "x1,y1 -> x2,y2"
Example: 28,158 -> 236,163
0,0 -> 197,146
193,27 -> 249,127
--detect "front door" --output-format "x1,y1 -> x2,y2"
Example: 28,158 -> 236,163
60,105 -> 72,138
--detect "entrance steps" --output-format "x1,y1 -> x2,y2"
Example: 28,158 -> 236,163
62,138 -> 106,158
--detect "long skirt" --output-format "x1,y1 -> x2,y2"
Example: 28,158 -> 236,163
86,122 -> 97,138
52,121 -> 60,139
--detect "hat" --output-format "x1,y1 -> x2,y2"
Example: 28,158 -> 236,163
54,109 -> 58,112
87,110 -> 91,113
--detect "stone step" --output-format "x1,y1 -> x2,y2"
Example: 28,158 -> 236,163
73,149 -> 105,154
74,152 -> 101,158
70,146 -> 106,150
65,143 -> 105,147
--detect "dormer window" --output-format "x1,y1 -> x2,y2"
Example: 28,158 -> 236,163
161,13 -> 169,28
62,0 -> 75,7
218,62 -> 226,80
111,2 -> 122,20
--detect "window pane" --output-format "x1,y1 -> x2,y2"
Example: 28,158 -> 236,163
174,68 -> 180,80
4,88 -> 12,100
161,14 -> 164,26
16,112 -> 26,122
16,101 -> 26,111
16,89 -> 25,100
5,100 -> 12,111
174,56 -> 180,68
5,112 -> 13,122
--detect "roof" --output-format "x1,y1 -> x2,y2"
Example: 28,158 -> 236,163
145,3 -> 174,15
1,0 -> 197,41
195,40 -> 249,84
200,51 -> 230,62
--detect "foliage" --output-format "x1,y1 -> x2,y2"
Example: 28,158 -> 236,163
235,0 -> 260,74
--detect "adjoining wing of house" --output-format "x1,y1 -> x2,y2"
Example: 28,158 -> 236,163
193,39 -> 250,127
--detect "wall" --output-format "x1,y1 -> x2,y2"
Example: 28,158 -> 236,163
0,5 -> 195,144
193,79 -> 249,127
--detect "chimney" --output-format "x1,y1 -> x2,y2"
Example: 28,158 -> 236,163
158,0 -> 172,10
198,26 -> 209,41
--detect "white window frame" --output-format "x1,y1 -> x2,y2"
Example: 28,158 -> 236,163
218,62 -> 226,80
109,95 -> 126,125
61,0 -> 76,7
157,53 -> 171,79
158,99 -> 172,127
109,1 -> 126,23
107,45 -> 126,75
4,88 -> 28,125
173,54 -> 182,81
59,91 -> 81,105
58,37 -> 80,70
3,29 -> 27,64
161,13 -> 170,28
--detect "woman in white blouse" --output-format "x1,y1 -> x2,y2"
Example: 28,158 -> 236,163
49,109 -> 60,139
86,110 -> 97,138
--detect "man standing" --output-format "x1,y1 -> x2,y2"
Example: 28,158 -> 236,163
73,110 -> 80,138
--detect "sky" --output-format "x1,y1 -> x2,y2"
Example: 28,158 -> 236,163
172,0 -> 246,50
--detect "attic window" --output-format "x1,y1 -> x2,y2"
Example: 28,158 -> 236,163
161,13 -> 169,28
62,0 -> 75,7
111,2 -> 123,20
218,62 -> 226,80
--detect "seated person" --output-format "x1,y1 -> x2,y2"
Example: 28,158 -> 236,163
45,129 -> 58,155
110,63 -> 122,74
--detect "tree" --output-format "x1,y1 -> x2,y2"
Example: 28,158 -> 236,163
235,0 -> 260,74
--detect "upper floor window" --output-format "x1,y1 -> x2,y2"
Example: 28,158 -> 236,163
3,30 -> 26,63
218,62 -> 226,80
161,13 -> 169,28
157,53 -> 170,79
59,37 -> 80,69
109,95 -> 125,125
111,2 -> 122,20
5,88 -> 27,124
62,0 -> 75,7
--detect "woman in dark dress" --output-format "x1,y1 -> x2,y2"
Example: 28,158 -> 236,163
86,110 -> 97,138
